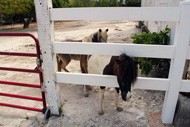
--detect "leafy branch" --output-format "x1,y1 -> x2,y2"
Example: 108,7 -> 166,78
131,26 -> 171,76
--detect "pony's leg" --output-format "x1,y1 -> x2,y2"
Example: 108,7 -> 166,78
80,55 -> 91,97
115,88 -> 123,112
57,60 -> 62,72
83,85 -> 89,97
61,59 -> 70,72
80,55 -> 88,97
98,87 -> 105,115
61,57 -> 71,72
62,65 -> 69,72
57,54 -> 71,72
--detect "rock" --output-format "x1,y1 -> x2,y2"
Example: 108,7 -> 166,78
173,94 -> 190,127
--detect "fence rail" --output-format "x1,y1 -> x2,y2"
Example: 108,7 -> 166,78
53,41 -> 176,58
50,7 -> 180,21
56,72 -> 190,92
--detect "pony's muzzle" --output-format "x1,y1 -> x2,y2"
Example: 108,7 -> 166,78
121,92 -> 132,101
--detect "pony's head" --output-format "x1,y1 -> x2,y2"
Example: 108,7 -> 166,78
91,29 -> 108,42
114,53 -> 138,101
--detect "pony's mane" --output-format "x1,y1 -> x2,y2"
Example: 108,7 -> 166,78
118,53 -> 138,84
91,32 -> 99,42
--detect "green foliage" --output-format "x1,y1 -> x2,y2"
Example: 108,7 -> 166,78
52,0 -> 69,8
68,0 -> 141,7
0,0 -> 34,16
125,0 -> 141,7
132,26 -> 171,76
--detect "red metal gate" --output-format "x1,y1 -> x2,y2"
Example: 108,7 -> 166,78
0,33 -> 47,115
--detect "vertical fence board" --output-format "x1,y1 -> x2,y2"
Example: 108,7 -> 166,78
161,1 -> 190,123
34,0 -> 59,115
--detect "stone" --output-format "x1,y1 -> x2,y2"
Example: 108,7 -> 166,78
173,94 -> 190,127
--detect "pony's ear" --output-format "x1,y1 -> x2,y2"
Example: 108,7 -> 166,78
99,29 -> 102,32
105,29 -> 109,32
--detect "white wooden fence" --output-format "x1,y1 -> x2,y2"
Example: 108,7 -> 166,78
34,0 -> 190,124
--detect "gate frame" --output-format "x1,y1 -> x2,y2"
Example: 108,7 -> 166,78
0,33 -> 47,114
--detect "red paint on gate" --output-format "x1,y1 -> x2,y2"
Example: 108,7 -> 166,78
0,33 -> 46,113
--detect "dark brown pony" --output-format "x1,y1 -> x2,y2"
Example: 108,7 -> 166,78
85,53 -> 138,115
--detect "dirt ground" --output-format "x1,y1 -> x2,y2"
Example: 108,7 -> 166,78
0,21 -> 173,127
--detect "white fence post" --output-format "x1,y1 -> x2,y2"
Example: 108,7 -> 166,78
161,0 -> 190,123
34,0 -> 60,115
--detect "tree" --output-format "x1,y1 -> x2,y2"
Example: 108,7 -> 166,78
0,0 -> 34,28
52,0 -> 69,8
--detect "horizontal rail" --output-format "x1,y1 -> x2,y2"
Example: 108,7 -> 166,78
56,72 -> 190,92
0,103 -> 42,112
56,72 -> 169,91
180,80 -> 190,92
0,92 -> 43,101
0,80 -> 40,88
53,42 -> 175,58
50,7 -> 180,22
0,33 -> 41,59
0,67 -> 40,73
0,52 -> 37,57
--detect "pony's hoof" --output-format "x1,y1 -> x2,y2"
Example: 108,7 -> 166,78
83,93 -> 89,97
116,107 -> 123,112
98,110 -> 104,115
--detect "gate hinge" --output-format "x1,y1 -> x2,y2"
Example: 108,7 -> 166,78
36,57 -> 43,66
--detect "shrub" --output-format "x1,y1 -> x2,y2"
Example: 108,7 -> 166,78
131,26 -> 170,76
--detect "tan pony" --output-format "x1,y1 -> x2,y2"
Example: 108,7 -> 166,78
56,29 -> 109,96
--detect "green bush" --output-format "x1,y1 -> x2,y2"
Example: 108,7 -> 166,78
131,26 -> 170,76
125,0 -> 141,7
67,0 -> 141,7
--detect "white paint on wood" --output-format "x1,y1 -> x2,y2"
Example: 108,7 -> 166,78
50,7 -> 180,22
56,72 -> 170,91
34,0 -> 59,115
161,1 -> 190,123
53,42 -> 175,58
180,80 -> 190,92
186,46 -> 190,59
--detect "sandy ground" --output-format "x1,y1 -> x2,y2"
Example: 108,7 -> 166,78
0,21 -> 173,127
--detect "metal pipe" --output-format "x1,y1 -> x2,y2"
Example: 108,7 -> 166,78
0,80 -> 40,88
0,103 -> 42,112
0,52 -> 37,57
0,92 -> 43,101
0,67 -> 40,73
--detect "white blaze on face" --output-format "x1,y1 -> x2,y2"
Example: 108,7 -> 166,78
126,92 -> 132,101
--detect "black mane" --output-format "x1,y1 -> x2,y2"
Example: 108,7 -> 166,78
91,32 -> 99,42
118,53 -> 138,84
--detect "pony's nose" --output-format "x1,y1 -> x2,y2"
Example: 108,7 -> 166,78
121,92 -> 132,101
126,92 -> 132,100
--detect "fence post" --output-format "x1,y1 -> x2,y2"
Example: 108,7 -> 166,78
34,0 -> 60,115
161,0 -> 190,123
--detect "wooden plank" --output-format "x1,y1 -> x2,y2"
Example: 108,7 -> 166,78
34,0 -> 59,115
161,1 -> 190,123
56,72 -> 169,91
180,80 -> 190,92
50,7 -> 179,21
56,72 -> 190,92
53,42 -> 175,59
186,46 -> 190,60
